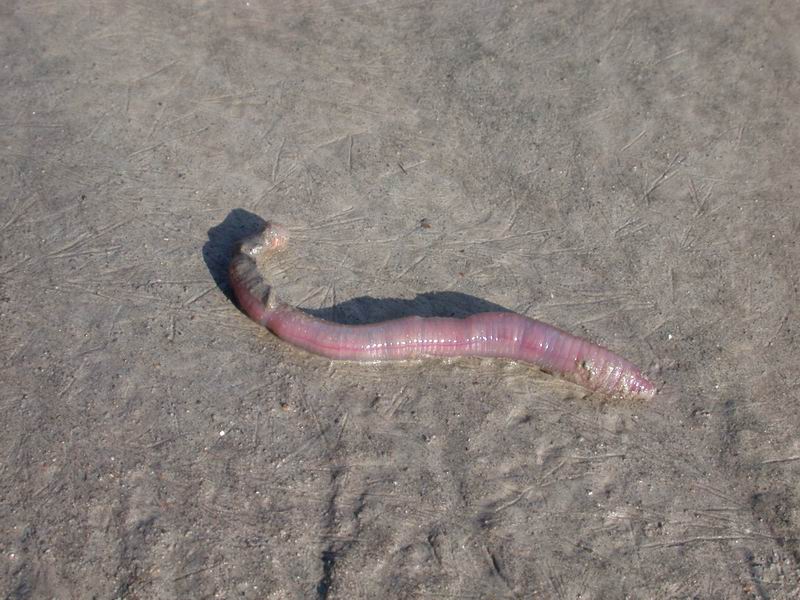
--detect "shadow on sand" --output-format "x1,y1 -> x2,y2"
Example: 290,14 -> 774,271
204,209 -> 512,325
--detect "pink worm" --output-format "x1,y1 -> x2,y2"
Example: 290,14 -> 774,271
229,222 -> 656,400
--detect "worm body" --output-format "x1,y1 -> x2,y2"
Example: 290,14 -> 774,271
229,222 -> 656,400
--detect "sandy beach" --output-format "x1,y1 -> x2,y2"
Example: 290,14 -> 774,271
1,1 -> 798,597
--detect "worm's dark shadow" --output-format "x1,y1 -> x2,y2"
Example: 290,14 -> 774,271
205,209 -> 511,323
204,208 -> 267,303
305,292 -> 509,324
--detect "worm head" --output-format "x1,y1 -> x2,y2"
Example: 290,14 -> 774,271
263,222 -> 289,249
238,235 -> 267,257
237,222 -> 289,258
237,228 -> 277,255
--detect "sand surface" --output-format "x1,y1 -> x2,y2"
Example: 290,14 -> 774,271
2,1 -> 799,598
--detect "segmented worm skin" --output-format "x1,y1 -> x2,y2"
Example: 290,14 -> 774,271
229,222 -> 656,400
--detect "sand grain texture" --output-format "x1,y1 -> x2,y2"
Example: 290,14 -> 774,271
1,1 -> 799,598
